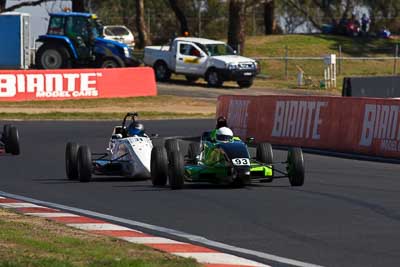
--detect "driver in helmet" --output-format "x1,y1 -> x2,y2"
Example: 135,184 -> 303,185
128,122 -> 145,137
215,127 -> 233,142
216,116 -> 228,129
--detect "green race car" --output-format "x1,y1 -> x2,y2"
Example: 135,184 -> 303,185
150,130 -> 305,190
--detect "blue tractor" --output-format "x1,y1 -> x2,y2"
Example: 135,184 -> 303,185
35,12 -> 140,69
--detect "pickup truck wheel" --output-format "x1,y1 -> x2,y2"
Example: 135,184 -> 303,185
36,44 -> 71,69
237,80 -> 253,88
154,61 -> 171,82
185,76 -> 198,83
206,69 -> 223,87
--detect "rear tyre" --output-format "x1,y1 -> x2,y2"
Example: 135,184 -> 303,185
7,126 -> 20,155
237,79 -> 253,88
165,139 -> 180,156
65,142 -> 79,180
168,151 -> 185,190
287,147 -> 304,186
154,61 -> 171,82
188,143 -> 200,164
256,143 -> 273,164
151,146 -> 168,186
77,145 -> 92,182
2,124 -> 11,144
36,44 -> 71,69
206,69 -> 223,87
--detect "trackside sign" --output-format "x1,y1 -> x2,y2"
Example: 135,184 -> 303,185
217,95 -> 400,158
0,67 -> 157,101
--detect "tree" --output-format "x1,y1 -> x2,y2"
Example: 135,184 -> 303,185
135,0 -> 150,48
228,0 -> 246,54
0,0 -> 51,13
264,0 -> 275,34
168,0 -> 189,35
72,0 -> 85,12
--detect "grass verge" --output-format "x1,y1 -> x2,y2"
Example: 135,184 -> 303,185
0,208 -> 199,267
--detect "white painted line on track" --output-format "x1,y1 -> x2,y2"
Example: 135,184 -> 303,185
25,212 -> 80,218
121,237 -> 184,244
174,252 -> 269,266
0,191 -> 324,267
67,223 -> 133,231
0,203 -> 44,208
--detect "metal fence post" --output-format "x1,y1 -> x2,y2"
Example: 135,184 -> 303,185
285,45 -> 288,80
338,45 -> 342,75
394,44 -> 399,75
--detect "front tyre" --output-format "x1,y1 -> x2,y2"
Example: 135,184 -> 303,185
77,145 -> 92,182
256,143 -> 273,164
168,151 -> 184,190
151,146 -> 168,186
187,143 -> 200,164
165,139 -> 180,156
35,44 -> 71,69
65,142 -> 80,180
287,147 -> 305,186
206,69 -> 223,87
237,79 -> 253,88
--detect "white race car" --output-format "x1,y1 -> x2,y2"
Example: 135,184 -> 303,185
65,112 -> 159,182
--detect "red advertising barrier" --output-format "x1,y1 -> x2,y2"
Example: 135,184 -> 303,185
0,67 -> 157,101
217,95 -> 400,158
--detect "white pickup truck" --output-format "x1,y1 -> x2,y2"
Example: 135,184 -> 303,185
143,37 -> 259,88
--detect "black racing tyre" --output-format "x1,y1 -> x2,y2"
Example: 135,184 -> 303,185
185,75 -> 199,83
154,61 -> 171,82
188,143 -> 200,164
287,147 -> 305,186
99,58 -> 123,68
237,79 -> 253,88
256,143 -> 273,164
2,124 -> 11,144
206,68 -> 223,87
6,126 -> 20,155
65,142 -> 80,180
150,146 -> 168,186
165,139 -> 180,156
35,44 -> 71,69
168,151 -> 185,190
77,145 -> 92,182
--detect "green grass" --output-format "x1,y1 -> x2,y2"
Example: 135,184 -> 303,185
0,209 -> 199,267
0,111 -> 214,120
243,34 -> 400,90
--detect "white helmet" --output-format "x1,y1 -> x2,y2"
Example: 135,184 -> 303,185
216,127 -> 233,141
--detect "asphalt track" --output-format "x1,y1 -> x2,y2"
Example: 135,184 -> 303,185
1,120 -> 400,267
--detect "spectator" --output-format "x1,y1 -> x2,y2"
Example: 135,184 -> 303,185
361,13 -> 370,34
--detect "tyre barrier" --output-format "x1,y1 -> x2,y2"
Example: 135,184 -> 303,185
0,67 -> 157,101
217,95 -> 400,158
342,76 -> 400,98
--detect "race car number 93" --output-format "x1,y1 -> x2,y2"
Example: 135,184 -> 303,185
232,158 -> 250,166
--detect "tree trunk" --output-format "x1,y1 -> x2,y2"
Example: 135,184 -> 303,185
264,0 -> 275,35
72,0 -> 85,12
228,0 -> 245,54
168,0 -> 189,35
0,0 -> 6,13
135,0 -> 150,48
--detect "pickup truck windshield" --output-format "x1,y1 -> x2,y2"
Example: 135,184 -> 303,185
196,43 -> 235,56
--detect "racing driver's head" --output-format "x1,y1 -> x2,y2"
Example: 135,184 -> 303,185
128,122 -> 145,136
216,116 -> 228,129
216,127 -> 233,142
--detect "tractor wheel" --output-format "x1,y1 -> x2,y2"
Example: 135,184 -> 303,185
154,61 -> 171,82
188,143 -> 200,164
77,145 -> 92,182
150,146 -> 168,186
100,58 -> 123,68
256,143 -> 273,164
287,147 -> 305,186
206,69 -> 223,87
65,142 -> 80,180
6,126 -> 20,155
237,79 -> 253,88
168,151 -> 185,190
165,139 -> 180,156
36,44 -> 71,69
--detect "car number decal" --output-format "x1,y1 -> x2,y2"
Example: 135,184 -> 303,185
232,158 -> 250,166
